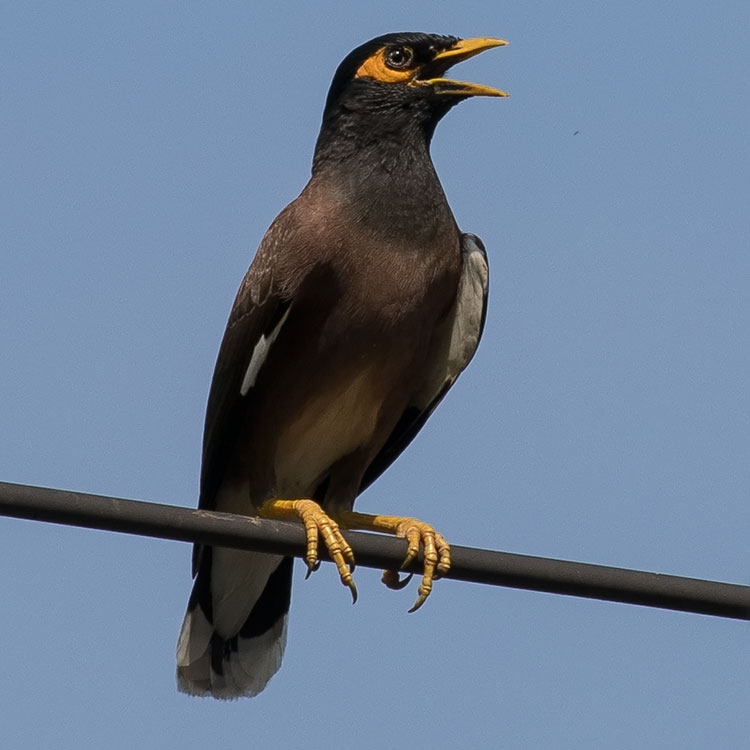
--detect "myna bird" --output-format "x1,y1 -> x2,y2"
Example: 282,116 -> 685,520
176,31 -> 507,699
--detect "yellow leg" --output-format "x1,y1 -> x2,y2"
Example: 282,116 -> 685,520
336,510 -> 451,612
258,499 -> 357,602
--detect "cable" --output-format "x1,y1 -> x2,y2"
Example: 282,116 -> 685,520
0,480 -> 748,620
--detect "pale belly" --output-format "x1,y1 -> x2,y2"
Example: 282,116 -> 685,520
272,367 -> 383,496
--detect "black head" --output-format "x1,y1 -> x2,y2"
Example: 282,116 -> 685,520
313,32 -> 508,171
323,32 -> 507,115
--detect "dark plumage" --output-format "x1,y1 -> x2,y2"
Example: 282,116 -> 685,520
177,32 -> 507,699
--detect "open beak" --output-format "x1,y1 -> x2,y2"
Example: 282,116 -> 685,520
418,37 -> 509,98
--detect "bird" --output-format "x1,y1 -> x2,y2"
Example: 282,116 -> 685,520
176,31 -> 507,699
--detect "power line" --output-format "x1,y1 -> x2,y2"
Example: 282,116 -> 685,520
1,480 -> 748,620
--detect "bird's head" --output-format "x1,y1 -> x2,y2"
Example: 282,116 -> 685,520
314,33 -> 507,168
326,32 -> 507,109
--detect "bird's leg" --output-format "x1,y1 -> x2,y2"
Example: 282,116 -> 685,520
335,511 -> 451,612
257,499 -> 357,602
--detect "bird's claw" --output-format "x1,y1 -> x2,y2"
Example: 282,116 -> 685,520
304,559 -> 321,580
381,570 -> 413,590
260,498 -> 357,602
300,499 -> 357,600
396,518 -> 451,612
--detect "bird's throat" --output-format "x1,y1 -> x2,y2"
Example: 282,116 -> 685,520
313,127 -> 454,243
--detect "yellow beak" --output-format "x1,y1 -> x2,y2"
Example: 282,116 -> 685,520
432,37 -> 509,64
418,37 -> 509,98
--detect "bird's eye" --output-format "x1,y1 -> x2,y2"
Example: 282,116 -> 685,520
385,46 -> 414,69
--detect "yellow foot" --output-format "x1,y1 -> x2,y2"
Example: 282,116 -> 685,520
258,498 -> 357,603
337,511 -> 451,612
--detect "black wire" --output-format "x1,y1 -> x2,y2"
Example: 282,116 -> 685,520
0,480 -> 748,620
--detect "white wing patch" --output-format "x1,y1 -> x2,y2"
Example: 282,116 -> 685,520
240,306 -> 291,396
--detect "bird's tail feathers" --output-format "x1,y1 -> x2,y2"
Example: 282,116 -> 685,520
176,550 -> 293,699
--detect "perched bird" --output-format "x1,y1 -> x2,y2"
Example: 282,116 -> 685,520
176,31 -> 507,699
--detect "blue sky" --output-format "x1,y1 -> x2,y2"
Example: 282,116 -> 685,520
2,2 -> 748,748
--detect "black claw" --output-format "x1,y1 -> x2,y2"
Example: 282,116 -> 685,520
382,571 -> 413,590
396,572 -> 414,590
305,560 -> 320,580
408,597 -> 426,614
400,556 -> 417,572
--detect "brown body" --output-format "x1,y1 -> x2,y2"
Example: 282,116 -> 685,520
220,176 -> 461,515
176,31 -> 504,699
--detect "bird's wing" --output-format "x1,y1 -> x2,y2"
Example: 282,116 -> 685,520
359,232 -> 489,492
197,243 -> 290,515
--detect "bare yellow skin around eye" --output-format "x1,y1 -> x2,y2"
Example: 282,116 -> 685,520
354,47 -> 415,83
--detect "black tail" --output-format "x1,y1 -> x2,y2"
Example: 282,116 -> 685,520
176,550 -> 293,699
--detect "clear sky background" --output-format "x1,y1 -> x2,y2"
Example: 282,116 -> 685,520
2,2 -> 749,748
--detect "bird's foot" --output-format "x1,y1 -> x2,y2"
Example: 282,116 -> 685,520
390,517 -> 451,612
337,511 -> 450,612
258,498 -> 357,602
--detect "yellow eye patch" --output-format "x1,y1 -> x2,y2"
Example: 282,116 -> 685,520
354,47 -> 415,84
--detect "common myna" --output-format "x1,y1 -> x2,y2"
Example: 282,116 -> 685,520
177,31 -> 507,698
